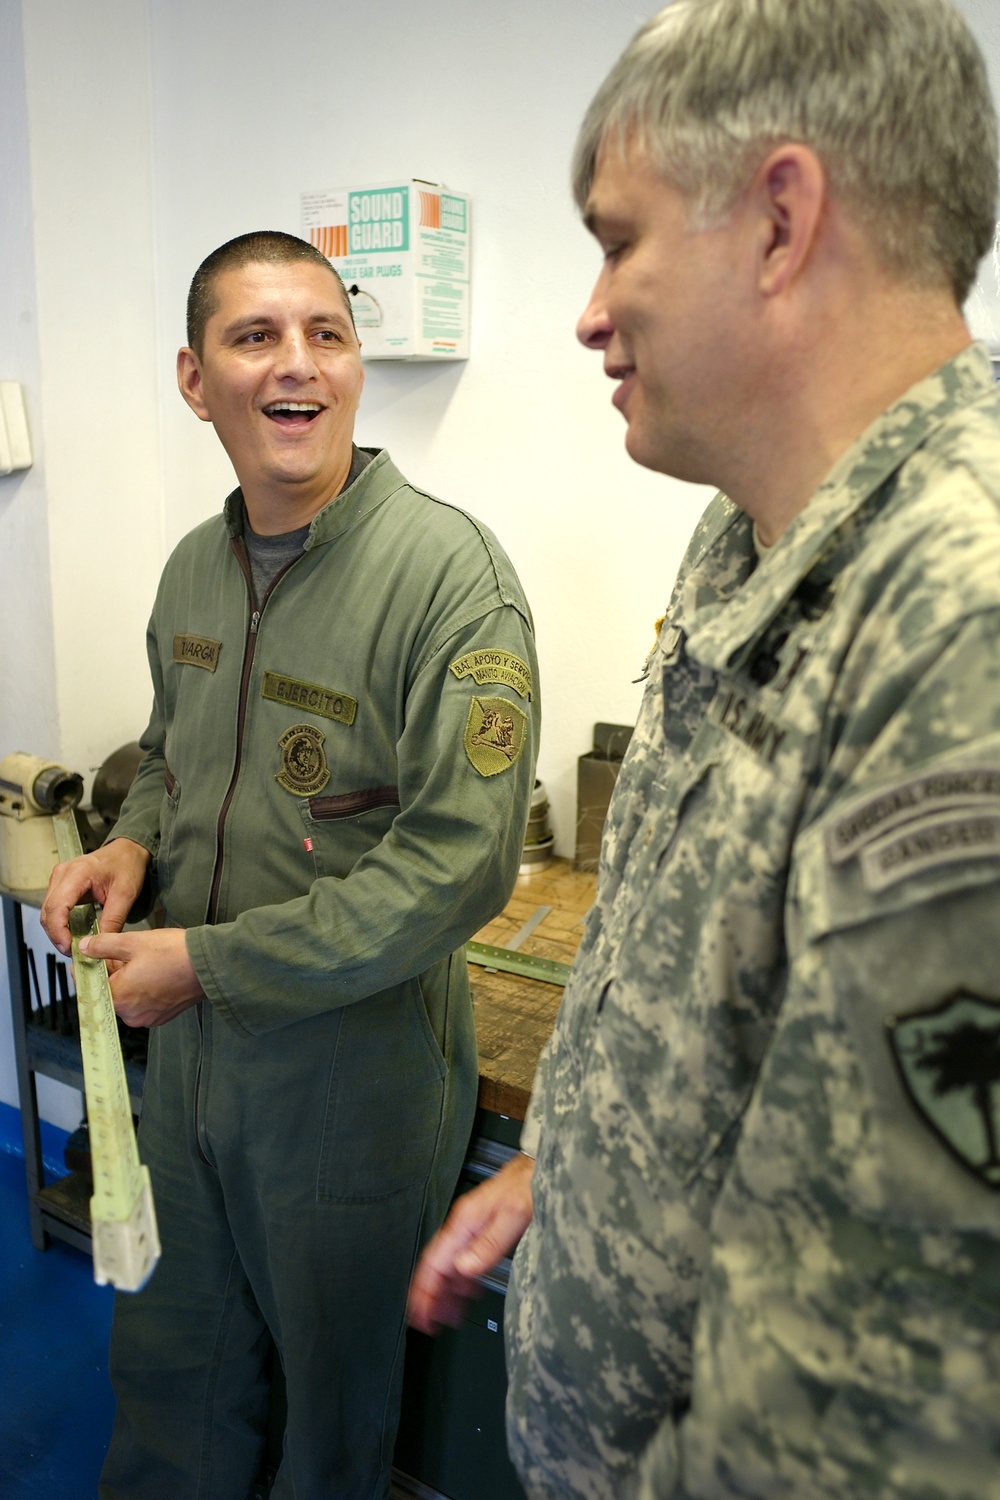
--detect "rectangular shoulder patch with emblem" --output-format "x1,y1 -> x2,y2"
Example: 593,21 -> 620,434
262,672 -> 357,726
450,649 -> 532,699
827,766 -> 1000,865
173,634 -> 221,672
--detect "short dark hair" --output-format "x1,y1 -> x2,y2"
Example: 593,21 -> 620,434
186,230 -> 355,354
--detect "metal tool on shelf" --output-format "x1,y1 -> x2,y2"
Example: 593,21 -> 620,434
53,809 -> 160,1292
0,752 -> 85,892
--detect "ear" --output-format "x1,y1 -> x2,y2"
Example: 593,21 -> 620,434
176,347 -> 212,422
750,144 -> 827,298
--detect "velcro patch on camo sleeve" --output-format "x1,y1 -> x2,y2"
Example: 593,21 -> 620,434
464,697 -> 527,777
450,649 -> 532,699
827,766 -> 1000,864
859,810 -> 1000,892
887,993 -> 1000,1189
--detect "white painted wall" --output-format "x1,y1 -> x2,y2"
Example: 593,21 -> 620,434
0,1 -> 58,771
145,0 -> 711,855
21,0 -> 165,776
0,0 -> 64,1126
2,0 -> 1000,1126
0,0 -> 166,1127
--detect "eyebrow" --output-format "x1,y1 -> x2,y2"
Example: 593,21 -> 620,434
582,187 -> 633,232
219,310 -> 355,339
582,205 -> 624,241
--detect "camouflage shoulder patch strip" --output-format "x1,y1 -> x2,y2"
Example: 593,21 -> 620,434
173,633 -> 221,672
262,671 -> 357,726
450,649 -> 533,699
827,765 -> 1000,864
860,809 -> 1000,892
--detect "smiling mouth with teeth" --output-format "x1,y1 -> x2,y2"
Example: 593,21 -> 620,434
264,402 -> 323,424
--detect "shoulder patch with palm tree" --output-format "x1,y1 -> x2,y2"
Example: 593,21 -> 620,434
888,994 -> 1000,1189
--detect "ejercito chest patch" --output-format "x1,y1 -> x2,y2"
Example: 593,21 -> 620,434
276,723 -> 330,796
261,671 -> 357,726
173,633 -> 221,672
887,993 -> 1000,1189
464,696 -> 527,777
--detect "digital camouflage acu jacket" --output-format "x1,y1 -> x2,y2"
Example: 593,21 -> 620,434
507,346 -> 1000,1500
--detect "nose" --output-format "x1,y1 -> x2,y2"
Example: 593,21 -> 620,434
274,328 -> 319,381
576,268 -> 613,350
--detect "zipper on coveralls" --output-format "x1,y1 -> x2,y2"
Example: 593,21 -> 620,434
205,540 -> 303,924
193,540 -> 304,1162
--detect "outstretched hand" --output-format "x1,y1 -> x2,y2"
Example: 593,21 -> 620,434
407,1152 -> 535,1335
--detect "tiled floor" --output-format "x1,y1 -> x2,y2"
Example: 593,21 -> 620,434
0,1101 -> 115,1499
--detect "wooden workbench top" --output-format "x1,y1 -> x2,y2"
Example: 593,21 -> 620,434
469,858 -> 596,1122
3,864 -> 599,1125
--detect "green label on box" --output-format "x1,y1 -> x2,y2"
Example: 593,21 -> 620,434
349,188 -> 409,253
441,195 -> 467,233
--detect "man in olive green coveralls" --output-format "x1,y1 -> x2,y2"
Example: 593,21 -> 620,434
410,3 -> 1000,1498
43,232 -> 539,1499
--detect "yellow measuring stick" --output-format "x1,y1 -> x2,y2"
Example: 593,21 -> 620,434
54,810 -> 160,1292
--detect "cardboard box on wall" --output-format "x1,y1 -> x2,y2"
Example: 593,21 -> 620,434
301,180 -> 470,361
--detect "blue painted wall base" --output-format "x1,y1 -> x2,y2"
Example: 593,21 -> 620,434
0,1099 -> 115,1500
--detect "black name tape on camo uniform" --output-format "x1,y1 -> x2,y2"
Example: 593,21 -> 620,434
173,634 -> 222,672
709,685 -> 792,767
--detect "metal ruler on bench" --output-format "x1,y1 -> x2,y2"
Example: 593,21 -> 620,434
465,941 -> 571,987
53,810 -> 160,1292
467,904 -> 574,987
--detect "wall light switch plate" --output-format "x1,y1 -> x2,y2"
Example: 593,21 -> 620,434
0,383 -> 33,475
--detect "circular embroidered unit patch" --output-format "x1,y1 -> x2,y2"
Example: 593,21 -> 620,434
276,722 -> 331,796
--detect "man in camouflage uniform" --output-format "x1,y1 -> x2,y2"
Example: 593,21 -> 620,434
409,1 -> 1000,1495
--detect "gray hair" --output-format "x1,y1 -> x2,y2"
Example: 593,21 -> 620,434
572,0 -> 998,302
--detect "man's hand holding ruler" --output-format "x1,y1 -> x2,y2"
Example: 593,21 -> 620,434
53,810 -> 160,1292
